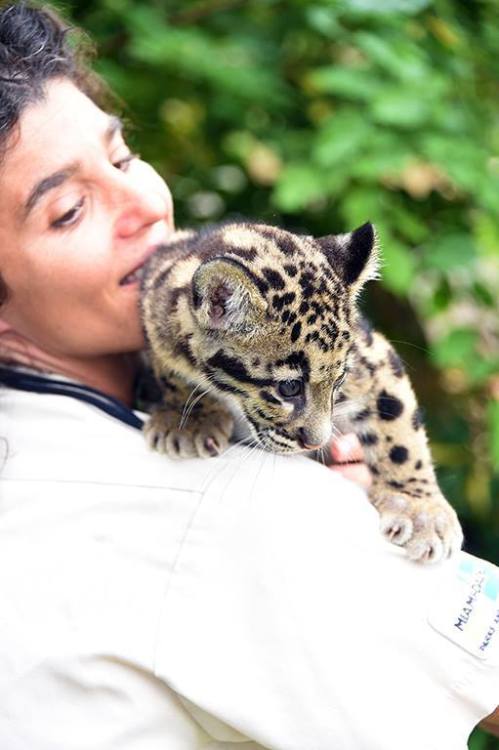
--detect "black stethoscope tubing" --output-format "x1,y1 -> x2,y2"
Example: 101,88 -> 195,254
0,367 -> 144,430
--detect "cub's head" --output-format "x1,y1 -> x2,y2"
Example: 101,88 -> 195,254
189,221 -> 379,454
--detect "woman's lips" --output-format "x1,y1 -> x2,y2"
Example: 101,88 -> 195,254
119,264 -> 146,286
119,224 -> 173,286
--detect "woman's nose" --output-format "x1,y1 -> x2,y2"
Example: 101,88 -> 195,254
114,182 -> 168,239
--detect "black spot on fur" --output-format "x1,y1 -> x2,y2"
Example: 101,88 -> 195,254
262,267 -> 285,290
388,480 -> 406,490
388,349 -> 405,378
307,314 -> 318,325
322,321 -> 338,342
412,407 -> 424,430
299,272 -> 315,299
368,464 -> 380,476
358,432 -> 379,447
272,294 -> 284,311
299,301 -> 309,315
240,265 -> 269,296
352,408 -> 371,422
377,390 -> 404,421
290,322 -> 302,343
415,460 -> 423,470
276,351 -> 310,381
284,264 -> 298,277
274,292 -> 296,312
389,445 -> 409,464
228,247 -> 257,262
258,229 -> 297,257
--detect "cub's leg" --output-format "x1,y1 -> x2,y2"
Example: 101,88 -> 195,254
144,369 -> 234,459
340,325 -> 463,563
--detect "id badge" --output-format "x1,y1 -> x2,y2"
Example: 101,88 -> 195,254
428,554 -> 499,663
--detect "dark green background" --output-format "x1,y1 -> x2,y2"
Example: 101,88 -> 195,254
61,1 -> 499,744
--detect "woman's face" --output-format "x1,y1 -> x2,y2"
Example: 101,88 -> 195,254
0,78 -> 174,357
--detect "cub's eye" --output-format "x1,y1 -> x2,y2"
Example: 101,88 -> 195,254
277,379 -> 303,399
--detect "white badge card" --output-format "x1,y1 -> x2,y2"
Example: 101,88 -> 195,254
428,554 -> 499,663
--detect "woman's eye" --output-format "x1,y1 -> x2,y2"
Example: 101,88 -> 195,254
113,152 -> 139,171
277,379 -> 303,399
51,198 -> 85,229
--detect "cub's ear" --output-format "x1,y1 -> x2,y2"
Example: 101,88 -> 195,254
191,257 -> 268,333
317,222 -> 380,295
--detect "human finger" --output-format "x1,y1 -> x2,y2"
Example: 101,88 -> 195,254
329,433 -> 364,464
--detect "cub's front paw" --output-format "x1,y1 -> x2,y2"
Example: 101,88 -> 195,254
144,404 -> 234,459
372,491 -> 463,563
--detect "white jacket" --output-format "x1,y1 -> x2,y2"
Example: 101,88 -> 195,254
0,386 -> 497,749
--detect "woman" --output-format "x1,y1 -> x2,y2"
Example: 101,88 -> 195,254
0,3 -> 497,748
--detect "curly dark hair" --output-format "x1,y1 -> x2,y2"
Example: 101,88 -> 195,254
0,1 -> 112,305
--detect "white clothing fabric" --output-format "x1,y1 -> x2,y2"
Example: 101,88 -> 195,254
0,387 -> 497,750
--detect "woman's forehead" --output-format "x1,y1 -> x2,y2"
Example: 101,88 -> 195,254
0,79 -> 112,211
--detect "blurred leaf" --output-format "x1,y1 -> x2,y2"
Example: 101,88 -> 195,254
354,31 -> 429,81
370,88 -> 432,128
431,328 -> 478,368
350,133 -> 410,180
313,111 -> 371,167
420,135 -> 487,192
341,187 -> 384,227
429,278 -> 452,314
273,164 -> 325,212
423,233 -> 476,272
305,6 -> 340,37
345,0 -> 432,13
472,281 -> 496,308
468,358 -> 499,385
307,66 -> 382,100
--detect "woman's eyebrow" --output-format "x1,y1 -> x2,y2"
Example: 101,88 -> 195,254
21,115 -> 124,221
23,165 -> 79,219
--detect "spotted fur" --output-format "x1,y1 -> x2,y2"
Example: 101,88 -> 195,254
140,221 -> 463,562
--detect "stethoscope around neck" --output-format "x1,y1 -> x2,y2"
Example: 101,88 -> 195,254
0,366 -> 145,430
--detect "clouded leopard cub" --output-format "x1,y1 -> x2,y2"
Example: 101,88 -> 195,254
140,221 -> 463,562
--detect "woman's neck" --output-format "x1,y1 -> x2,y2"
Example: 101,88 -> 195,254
0,331 -> 139,406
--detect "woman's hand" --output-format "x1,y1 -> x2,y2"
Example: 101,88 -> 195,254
328,434 -> 371,490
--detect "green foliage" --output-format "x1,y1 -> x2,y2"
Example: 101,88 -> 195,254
67,0 -> 498,567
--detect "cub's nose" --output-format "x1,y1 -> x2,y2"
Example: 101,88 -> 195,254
296,427 -> 323,451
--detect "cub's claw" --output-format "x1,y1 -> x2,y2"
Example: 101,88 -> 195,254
144,405 -> 233,459
373,492 -> 463,563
